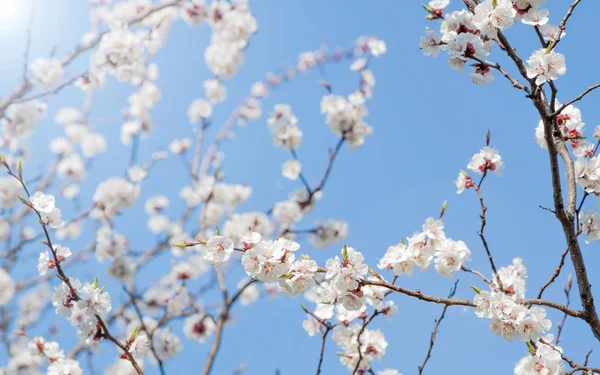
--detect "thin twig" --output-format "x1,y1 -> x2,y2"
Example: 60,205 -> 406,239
360,279 -> 583,318
123,287 -> 166,375
460,266 -> 493,287
553,83 -> 600,117
291,148 -> 312,194
201,280 -> 256,375
351,310 -> 382,375
418,280 -> 459,375
552,0 -> 583,50
472,172 -> 503,291
555,275 -> 573,345
4,166 -> 144,374
535,248 -> 570,300
315,325 -> 333,375
469,56 -> 530,94
14,73 -> 85,103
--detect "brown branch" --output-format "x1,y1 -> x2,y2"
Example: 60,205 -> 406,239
14,242 -> 94,291
549,81 -> 559,114
533,25 -> 548,48
468,56 -> 530,94
361,279 -> 583,318
4,166 -> 144,374
311,137 -> 345,196
460,266 -> 493,288
494,30 -> 534,86
9,156 -> 61,225
553,83 -> 600,117
535,248 -> 570,300
362,279 -> 475,308
418,280 -> 458,375
555,275 -> 573,345
201,280 -> 256,375
14,73 -> 85,103
315,324 -> 333,375
541,339 -> 600,375
290,148 -> 312,194
539,205 -> 556,214
576,192 -> 591,232
553,0 -> 583,50
584,350 -> 593,367
553,125 -> 600,339
96,316 -> 144,374
472,172 -> 503,291
0,1 -> 182,116
199,45 -> 359,178
61,0 -> 182,66
4,208 -> 91,272
123,287 -> 166,375
532,71 -> 600,341
351,310 -> 382,375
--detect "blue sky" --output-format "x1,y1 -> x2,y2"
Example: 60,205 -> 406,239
1,1 -> 600,374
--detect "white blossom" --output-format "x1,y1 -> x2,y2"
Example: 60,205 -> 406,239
29,58 -> 64,88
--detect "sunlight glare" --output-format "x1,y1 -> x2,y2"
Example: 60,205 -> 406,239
0,0 -> 31,34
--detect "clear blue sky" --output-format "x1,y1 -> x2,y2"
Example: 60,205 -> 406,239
1,1 -> 599,374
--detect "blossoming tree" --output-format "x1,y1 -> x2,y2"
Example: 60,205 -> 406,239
0,0 -> 599,374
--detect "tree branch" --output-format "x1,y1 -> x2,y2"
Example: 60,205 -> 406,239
535,248 -> 570,300
418,280 -> 458,375
553,83 -> 600,117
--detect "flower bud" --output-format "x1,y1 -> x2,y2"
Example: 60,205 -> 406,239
440,200 -> 448,218
471,285 -> 482,294
16,160 -> 22,179
342,244 -> 349,261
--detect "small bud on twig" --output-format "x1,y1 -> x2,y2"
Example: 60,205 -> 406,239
317,80 -> 332,93
440,200 -> 447,218
526,341 -> 536,355
471,285 -> 482,294
16,160 -> 22,179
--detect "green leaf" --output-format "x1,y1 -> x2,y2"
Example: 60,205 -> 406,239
471,285 -> 482,294
342,244 -> 349,261
93,277 -> 99,289
215,226 -> 221,236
